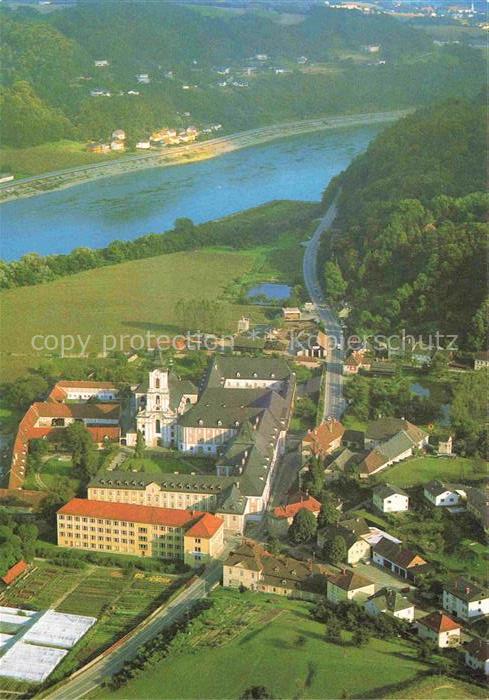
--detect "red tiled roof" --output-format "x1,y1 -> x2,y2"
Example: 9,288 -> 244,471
1,560 -> 28,586
419,612 -> 460,633
56,381 -> 118,389
185,512 -> 223,538
273,495 -> 321,520
359,449 -> 387,475
303,420 -> 345,455
57,498 -> 221,536
87,426 -> 120,443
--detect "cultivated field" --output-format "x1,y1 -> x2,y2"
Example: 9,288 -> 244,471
97,588 -> 432,700
0,249 -> 265,381
0,561 -> 181,688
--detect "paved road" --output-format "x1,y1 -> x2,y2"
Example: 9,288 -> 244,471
302,200 -> 346,420
44,562 -> 223,700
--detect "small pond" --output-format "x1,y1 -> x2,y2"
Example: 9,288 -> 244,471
247,283 -> 292,301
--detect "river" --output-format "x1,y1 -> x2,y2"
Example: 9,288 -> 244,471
0,124 -> 382,261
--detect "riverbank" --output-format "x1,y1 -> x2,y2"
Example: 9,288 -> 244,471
0,110 -> 411,204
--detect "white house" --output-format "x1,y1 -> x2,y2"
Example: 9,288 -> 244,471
417,612 -> 461,648
364,588 -> 414,622
424,480 -> 464,507
136,141 -> 151,149
372,484 -> 409,513
443,577 -> 489,620
465,638 -> 489,676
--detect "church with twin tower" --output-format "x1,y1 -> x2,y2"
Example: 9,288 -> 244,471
125,369 -> 198,448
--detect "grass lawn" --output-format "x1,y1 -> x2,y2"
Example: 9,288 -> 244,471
0,140 -> 124,179
119,452 -> 216,475
376,456 -> 488,488
388,674 -> 487,699
23,456 -> 80,492
0,249 -> 266,381
96,588 -> 430,700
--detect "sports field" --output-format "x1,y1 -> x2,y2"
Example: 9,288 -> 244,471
97,588 -> 434,700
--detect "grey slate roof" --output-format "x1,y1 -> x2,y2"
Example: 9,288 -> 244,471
367,587 -> 412,613
89,469 -> 236,494
373,483 -> 408,500
444,576 -> 489,603
205,355 -> 292,388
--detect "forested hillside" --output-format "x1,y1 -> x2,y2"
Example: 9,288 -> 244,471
0,2 -> 485,147
320,97 -> 488,350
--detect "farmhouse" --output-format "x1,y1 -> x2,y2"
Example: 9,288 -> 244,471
223,541 -> 329,601
424,480 -> 465,507
57,498 -> 224,567
416,612 -> 461,648
442,577 -> 489,620
327,569 -> 375,603
359,419 -> 428,477
364,587 -> 414,622
465,638 -> 489,676
372,484 -> 409,513
343,350 -> 371,375
364,418 -> 428,450
372,537 -> 428,582
302,419 -> 345,460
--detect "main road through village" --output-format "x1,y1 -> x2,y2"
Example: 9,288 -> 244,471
43,200 -> 345,700
303,199 -> 346,420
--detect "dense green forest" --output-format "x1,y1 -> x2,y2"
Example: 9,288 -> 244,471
320,97 -> 488,350
0,2 -> 486,147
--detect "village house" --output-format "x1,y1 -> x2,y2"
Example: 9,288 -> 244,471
372,537 -> 428,582
416,612 -> 461,648
86,141 -> 110,152
474,351 -> 489,370
464,638 -> 489,676
268,494 -> 321,536
136,141 -> 151,149
223,541 -> 328,601
282,307 -> 302,322
57,498 -> 224,567
343,349 -> 371,375
94,60 -> 109,67
110,140 -> 125,151
301,419 -> 345,461
442,577 -> 489,620
364,587 -> 415,622
112,129 -> 126,141
326,569 -> 375,604
372,484 -> 409,513
424,480 -> 465,507
318,517 -> 371,565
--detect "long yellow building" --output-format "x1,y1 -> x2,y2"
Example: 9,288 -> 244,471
57,498 -> 224,567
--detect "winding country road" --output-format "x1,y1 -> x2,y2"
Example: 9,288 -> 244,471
303,200 -> 346,420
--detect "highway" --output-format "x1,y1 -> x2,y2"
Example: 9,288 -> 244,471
0,109 -> 410,203
302,199 -> 346,420
43,562 -> 223,700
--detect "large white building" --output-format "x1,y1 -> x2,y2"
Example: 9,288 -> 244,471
442,577 -> 489,620
125,369 -> 198,448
